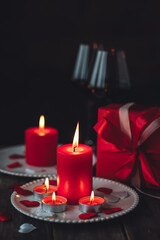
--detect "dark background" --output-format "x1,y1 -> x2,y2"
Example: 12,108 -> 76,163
1,0 -> 160,146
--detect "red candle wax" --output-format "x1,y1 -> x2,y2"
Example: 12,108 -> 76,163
33,178 -> 57,200
25,124 -> 58,167
57,144 -> 93,205
42,195 -> 67,212
33,185 -> 57,194
79,196 -> 104,205
42,196 -> 66,205
79,194 -> 104,212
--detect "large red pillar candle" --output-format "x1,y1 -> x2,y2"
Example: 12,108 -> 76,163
25,115 -> 58,167
57,123 -> 93,205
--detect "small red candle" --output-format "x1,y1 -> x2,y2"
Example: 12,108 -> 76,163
57,123 -> 93,205
33,177 -> 57,200
25,115 -> 58,167
79,191 -> 104,213
42,192 -> 67,213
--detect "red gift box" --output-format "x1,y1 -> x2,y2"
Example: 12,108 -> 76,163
94,103 -> 160,189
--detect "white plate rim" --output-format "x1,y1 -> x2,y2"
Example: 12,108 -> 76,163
11,177 -> 139,224
0,145 -> 96,178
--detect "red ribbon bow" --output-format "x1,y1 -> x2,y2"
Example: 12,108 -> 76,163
94,104 -> 160,189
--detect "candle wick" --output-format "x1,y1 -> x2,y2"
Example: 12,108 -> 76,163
44,185 -> 47,193
91,200 -> 92,204
73,146 -> 77,152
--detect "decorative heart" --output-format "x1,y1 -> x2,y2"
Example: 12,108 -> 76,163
0,212 -> 12,221
9,154 -> 25,159
102,207 -> 122,214
96,187 -> 113,194
6,162 -> 22,169
42,180 -> 57,186
20,200 -> 40,207
113,191 -> 129,199
49,180 -> 57,186
79,213 -> 97,220
105,195 -> 120,204
36,209 -> 56,218
14,186 -> 33,196
18,223 -> 36,233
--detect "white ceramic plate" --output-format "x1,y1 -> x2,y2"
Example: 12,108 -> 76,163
11,177 -> 139,223
0,145 -> 96,178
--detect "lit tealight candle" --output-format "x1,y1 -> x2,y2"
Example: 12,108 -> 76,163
57,122 -> 93,205
42,192 -> 67,213
33,178 -> 57,200
79,191 -> 104,213
25,115 -> 58,167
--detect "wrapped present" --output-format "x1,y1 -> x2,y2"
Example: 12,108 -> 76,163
94,103 -> 160,189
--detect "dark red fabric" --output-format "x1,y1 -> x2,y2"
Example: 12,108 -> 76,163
96,187 -> 112,194
8,183 -> 22,189
14,186 -> 33,196
0,212 -> 12,221
7,162 -> 22,168
79,213 -> 97,220
20,200 -> 40,207
102,208 -> 122,214
94,104 -> 160,189
9,154 -> 25,159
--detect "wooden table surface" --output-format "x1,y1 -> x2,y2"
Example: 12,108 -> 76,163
0,165 -> 160,240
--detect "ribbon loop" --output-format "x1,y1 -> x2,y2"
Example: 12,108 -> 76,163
119,102 -> 134,140
94,103 -> 160,192
138,117 -> 160,146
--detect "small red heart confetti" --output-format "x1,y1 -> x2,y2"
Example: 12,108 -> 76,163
96,187 -> 113,194
14,186 -> 33,196
20,200 -> 40,207
79,213 -> 98,220
102,207 -> 122,214
6,162 -> 22,169
0,212 -> 12,222
8,183 -> 23,189
49,180 -> 57,186
42,180 -> 57,186
9,154 -> 25,160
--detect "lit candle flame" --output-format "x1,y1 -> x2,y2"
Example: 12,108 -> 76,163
72,122 -> 79,152
44,177 -> 49,192
39,115 -> 45,129
90,190 -> 94,204
52,192 -> 56,203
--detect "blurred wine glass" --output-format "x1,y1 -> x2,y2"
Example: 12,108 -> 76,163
87,48 -> 130,95
72,44 -> 90,86
72,44 -> 131,145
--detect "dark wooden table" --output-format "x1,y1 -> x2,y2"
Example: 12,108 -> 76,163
0,166 -> 160,240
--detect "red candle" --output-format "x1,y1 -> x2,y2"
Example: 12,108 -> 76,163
42,192 -> 67,213
25,115 -> 58,167
79,191 -> 104,205
42,192 -> 65,205
79,191 -> 104,213
57,123 -> 93,205
33,178 -> 57,200
33,184 -> 57,194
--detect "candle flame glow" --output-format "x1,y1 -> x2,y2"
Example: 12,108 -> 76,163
39,115 -> 45,129
90,190 -> 94,203
52,192 -> 56,202
44,177 -> 49,191
72,122 -> 79,152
